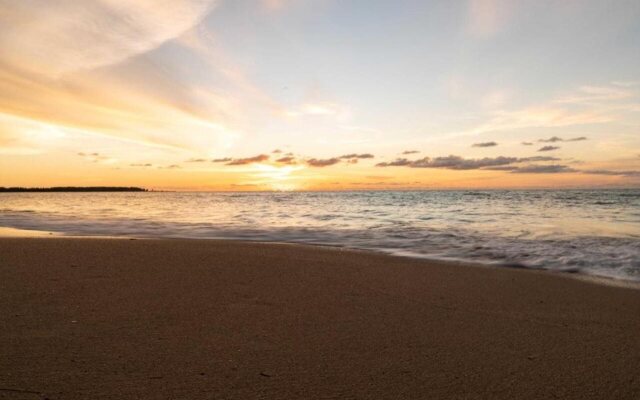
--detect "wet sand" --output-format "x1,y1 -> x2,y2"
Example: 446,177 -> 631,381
1,238 -> 639,399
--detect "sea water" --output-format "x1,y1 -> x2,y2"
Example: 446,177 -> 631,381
1,190 -> 639,281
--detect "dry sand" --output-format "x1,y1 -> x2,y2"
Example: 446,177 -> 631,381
0,238 -> 639,399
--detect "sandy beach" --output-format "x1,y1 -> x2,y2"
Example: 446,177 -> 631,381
1,237 -> 639,399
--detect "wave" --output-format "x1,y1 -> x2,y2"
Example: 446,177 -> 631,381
1,209 -> 639,282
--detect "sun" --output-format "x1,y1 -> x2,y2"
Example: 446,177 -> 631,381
250,163 -> 304,191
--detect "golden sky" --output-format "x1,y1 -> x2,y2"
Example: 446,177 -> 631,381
1,0 -> 639,190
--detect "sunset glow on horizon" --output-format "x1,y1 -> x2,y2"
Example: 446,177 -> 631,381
1,0 -> 639,191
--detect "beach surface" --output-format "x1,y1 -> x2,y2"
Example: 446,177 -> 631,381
1,238 -> 639,399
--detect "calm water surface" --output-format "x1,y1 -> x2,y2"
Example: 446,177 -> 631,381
1,190 -> 639,281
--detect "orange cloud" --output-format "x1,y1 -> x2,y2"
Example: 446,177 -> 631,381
226,154 -> 270,165
307,158 -> 341,167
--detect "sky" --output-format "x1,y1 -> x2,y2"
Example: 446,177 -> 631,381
1,0 -> 639,191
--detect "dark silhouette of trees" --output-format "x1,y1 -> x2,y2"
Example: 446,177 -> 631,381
0,187 -> 147,192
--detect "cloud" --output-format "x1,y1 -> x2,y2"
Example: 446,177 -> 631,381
581,169 -> 640,177
307,158 -> 341,167
294,153 -> 374,167
472,141 -> 498,147
130,163 -> 152,167
538,146 -> 560,152
374,152 -> 639,177
376,155 -> 563,170
555,85 -> 633,104
539,136 -> 587,143
466,107 -> 611,137
276,156 -> 297,165
339,153 -> 374,159
226,154 -> 270,165
521,142 -> 533,146
376,158 -> 411,167
485,164 -> 639,176
186,158 -> 208,162
539,136 -> 563,143
402,150 -> 420,155
158,164 -> 181,169
0,3 -> 280,157
483,165 -> 519,171
612,81 -> 640,88
519,156 -> 561,162
285,102 -> 350,120
0,0 -> 218,75
423,155 -> 518,170
0,113 -> 69,155
377,155 -> 518,170
272,149 -> 282,154
212,157 -> 232,163
77,151 -> 117,164
511,165 -> 577,174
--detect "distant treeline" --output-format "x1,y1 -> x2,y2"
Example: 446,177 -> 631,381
0,186 -> 148,192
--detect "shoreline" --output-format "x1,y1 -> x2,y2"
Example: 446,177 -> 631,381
1,237 -> 639,399
1,226 -> 638,289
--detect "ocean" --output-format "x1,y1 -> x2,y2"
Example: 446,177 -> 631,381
1,190 -> 639,282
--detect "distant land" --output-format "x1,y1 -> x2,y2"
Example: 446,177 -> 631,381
0,187 -> 147,192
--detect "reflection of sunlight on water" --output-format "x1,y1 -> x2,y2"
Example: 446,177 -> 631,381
270,182 -> 297,192
251,163 -> 303,191
541,216 -> 640,238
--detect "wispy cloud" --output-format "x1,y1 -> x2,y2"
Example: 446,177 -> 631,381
285,102 -> 351,120
538,146 -> 560,152
555,85 -> 634,105
0,0 -> 218,75
611,81 -> 640,88
521,156 -> 561,162
539,136 -> 587,143
339,153 -> 374,159
469,107 -> 611,136
307,158 -> 341,167
377,155 -> 518,170
402,150 -> 420,155
226,154 -> 270,166
0,3 -> 285,157
472,141 -> 498,147
0,112 -> 67,155
581,169 -> 640,177
78,152 -> 117,164
511,165 -> 576,174
373,152 -> 640,178
276,156 -> 297,165
376,155 -> 561,170
513,166 -> 639,176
